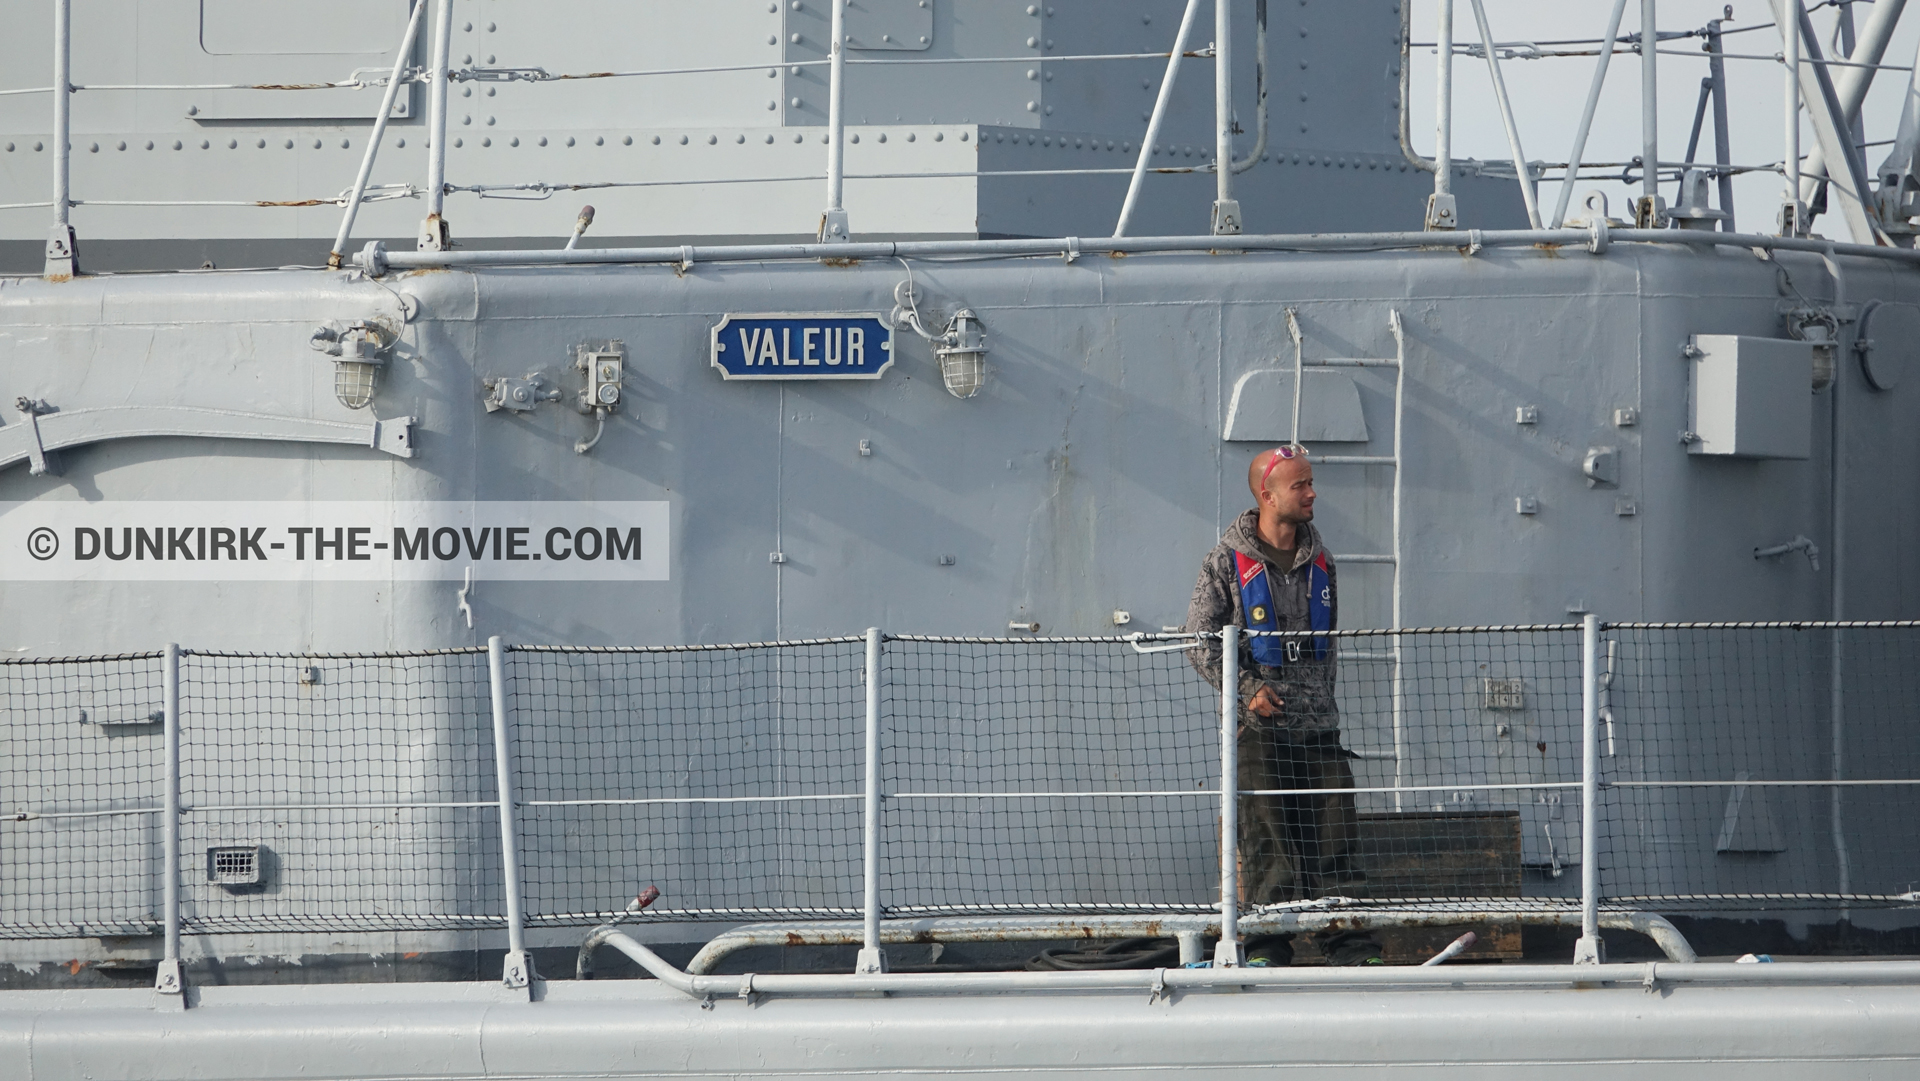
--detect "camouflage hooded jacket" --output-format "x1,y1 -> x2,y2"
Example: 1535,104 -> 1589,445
1184,509 -> 1341,736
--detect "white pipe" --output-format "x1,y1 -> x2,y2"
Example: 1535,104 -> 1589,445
1577,613 -> 1602,963
1434,0 -> 1453,199
1551,0 -> 1631,227
1286,307 -> 1303,446
1825,247 -> 1851,908
1115,0 -> 1205,237
600,930 -> 1920,1000
49,0 -> 69,229
1388,310 -> 1407,809
420,0 -> 454,249
1466,0 -> 1542,228
1217,625 -> 1241,966
1801,0 -> 1908,202
1786,0 -> 1803,231
859,627 -> 885,973
44,0 -> 74,277
330,0 -> 427,268
486,635 -> 531,985
823,0 -> 848,239
680,909 -> 1698,975
1212,0 -> 1235,228
1641,0 -> 1658,203
365,226 -> 1920,274
161,642 -> 181,969
1230,0 -> 1268,173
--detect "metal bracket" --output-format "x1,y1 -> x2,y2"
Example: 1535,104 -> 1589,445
43,224 -> 78,280
457,565 -> 474,629
818,208 -> 851,243
1582,445 -> 1618,488
1147,967 -> 1168,1003
154,957 -> 185,996
14,397 -> 57,476
1209,198 -> 1243,236
483,374 -> 562,414
1572,934 -> 1605,965
502,948 -> 535,991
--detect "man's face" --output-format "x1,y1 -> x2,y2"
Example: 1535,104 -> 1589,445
1261,456 -> 1316,524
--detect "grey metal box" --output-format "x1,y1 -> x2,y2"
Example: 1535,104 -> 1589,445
1688,334 -> 1813,459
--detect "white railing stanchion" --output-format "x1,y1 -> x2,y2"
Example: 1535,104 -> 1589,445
856,627 -> 888,974
329,0 -> 428,268
1210,0 -> 1241,234
1426,0 -> 1457,229
487,635 -> 534,991
1551,0 -> 1630,228
1216,626 -> 1242,967
155,642 -> 186,999
45,0 -> 76,278
1574,614 -> 1605,965
1638,0 -> 1660,225
1465,0 -> 1542,228
1114,0 -> 1205,238
418,0 -> 455,251
1783,0 -> 1804,233
820,0 -> 851,242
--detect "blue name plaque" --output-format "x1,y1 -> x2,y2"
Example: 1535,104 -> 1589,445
710,313 -> 894,381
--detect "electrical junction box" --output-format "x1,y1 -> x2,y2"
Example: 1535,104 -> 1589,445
1687,334 -> 1814,459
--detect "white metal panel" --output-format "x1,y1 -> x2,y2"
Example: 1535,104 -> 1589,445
843,0 -> 935,51
1688,334 -> 1814,460
1222,368 -> 1369,442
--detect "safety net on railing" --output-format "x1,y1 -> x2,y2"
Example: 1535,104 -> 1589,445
1595,624 -> 1920,911
2,624 -> 1916,940
0,652 -> 167,939
507,640 -> 867,925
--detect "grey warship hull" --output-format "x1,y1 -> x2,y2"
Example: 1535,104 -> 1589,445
5,1 -> 1920,1077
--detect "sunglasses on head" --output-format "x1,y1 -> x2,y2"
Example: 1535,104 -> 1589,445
1260,444 -> 1308,489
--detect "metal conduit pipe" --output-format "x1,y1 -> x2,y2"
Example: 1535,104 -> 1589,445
1641,0 -> 1659,214
1114,0 -> 1205,237
359,227 -> 1920,274
1551,0 -> 1631,227
598,930 -> 1919,1001
1230,0 -> 1269,173
1799,0 -> 1908,204
678,909 -> 1698,975
328,0 -> 428,269
1466,0 -> 1542,228
1210,0 -> 1240,234
418,0 -> 455,251
44,0 -> 74,279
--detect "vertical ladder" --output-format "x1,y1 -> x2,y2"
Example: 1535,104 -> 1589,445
1286,308 -> 1408,808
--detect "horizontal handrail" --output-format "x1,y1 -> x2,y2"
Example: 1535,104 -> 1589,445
351,227 -> 1920,276
596,929 -> 1920,1000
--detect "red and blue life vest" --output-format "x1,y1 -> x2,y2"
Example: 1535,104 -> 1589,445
1233,549 -> 1332,668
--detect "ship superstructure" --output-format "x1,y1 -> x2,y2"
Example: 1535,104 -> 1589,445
3,2 -> 1920,1078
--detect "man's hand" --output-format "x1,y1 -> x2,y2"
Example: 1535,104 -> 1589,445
1249,685 -> 1284,717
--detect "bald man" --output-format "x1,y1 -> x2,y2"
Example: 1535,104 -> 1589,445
1185,445 -> 1379,967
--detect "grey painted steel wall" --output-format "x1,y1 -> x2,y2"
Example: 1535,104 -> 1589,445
2,979 -> 1919,1080
1,244 -> 1908,653
0,0 -> 1526,271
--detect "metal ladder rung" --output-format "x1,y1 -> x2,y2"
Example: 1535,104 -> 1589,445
1314,455 -> 1396,466
1314,357 -> 1401,368
1333,553 -> 1396,564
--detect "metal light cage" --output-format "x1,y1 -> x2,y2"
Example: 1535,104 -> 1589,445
334,359 -> 381,410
